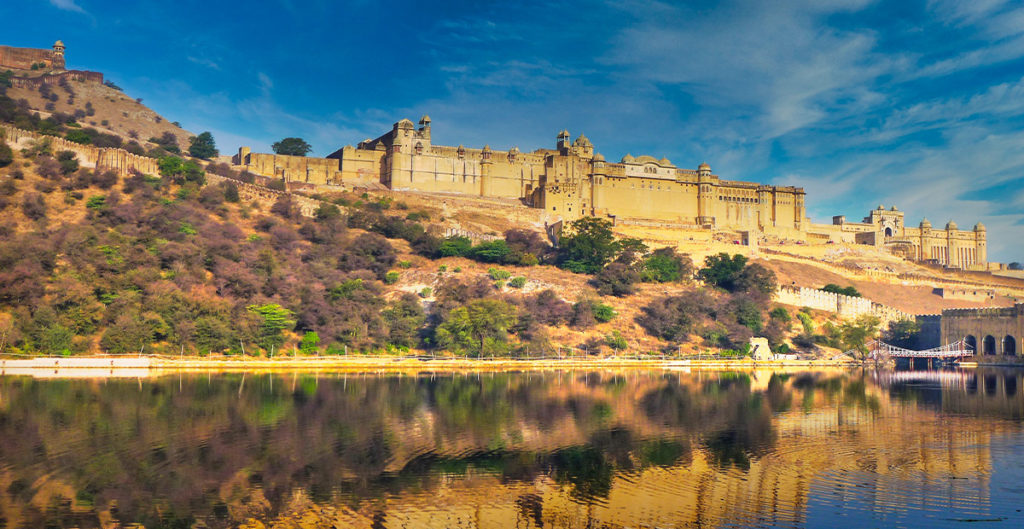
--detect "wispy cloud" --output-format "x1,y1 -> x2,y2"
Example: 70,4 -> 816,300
49,0 -> 86,14
186,56 -> 221,70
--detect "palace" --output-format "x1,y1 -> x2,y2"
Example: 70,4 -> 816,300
231,117 -> 991,269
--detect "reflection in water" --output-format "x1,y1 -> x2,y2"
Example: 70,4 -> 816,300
0,369 -> 1021,528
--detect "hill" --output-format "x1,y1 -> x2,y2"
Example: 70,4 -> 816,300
2,57 -> 1021,359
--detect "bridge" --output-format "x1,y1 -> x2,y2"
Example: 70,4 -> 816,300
856,339 -> 974,366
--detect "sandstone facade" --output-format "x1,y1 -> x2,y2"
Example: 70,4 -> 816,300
821,206 -> 987,269
230,117 -> 991,267
236,117 -> 808,236
942,304 -> 1023,357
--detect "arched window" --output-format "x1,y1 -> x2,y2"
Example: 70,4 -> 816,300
965,335 -> 977,354
1004,335 -> 1017,356
983,335 -> 996,355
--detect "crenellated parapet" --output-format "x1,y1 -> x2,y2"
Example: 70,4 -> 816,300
2,125 -> 157,176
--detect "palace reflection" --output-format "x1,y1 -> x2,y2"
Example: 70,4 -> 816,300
0,368 -> 1020,528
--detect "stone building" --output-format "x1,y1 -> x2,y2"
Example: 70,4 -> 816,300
0,40 -> 66,70
941,304 -> 1023,357
823,206 -> 987,269
231,117 -> 991,263
234,117 -> 808,235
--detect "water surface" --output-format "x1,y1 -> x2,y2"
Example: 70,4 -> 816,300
0,368 -> 1022,528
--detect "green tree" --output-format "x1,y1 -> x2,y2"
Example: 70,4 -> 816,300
841,315 -> 881,361
557,217 -> 621,274
698,253 -> 747,290
382,293 -> 425,348
272,137 -> 313,156
435,299 -> 518,356
246,304 -> 295,352
0,138 -> 13,168
194,316 -> 235,354
100,313 -> 153,353
642,247 -> 693,283
188,131 -> 218,159
300,331 -> 321,354
883,318 -> 921,349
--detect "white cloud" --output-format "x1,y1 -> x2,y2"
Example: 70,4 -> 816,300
49,0 -> 86,14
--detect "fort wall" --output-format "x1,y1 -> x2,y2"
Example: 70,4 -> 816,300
8,70 -> 104,89
0,44 -> 64,70
773,286 -> 912,325
1,125 -> 158,176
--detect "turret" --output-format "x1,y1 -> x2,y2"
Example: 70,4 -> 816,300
53,40 -> 65,56
945,220 -> 958,231
919,218 -> 931,230
417,115 -> 431,140
557,129 -> 570,151
698,162 -> 711,178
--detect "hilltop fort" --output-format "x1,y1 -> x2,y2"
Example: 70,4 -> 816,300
232,117 -> 990,270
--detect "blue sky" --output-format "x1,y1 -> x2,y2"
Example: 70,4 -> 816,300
4,0 -> 1023,263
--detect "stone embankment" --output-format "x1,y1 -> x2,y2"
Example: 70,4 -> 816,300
0,355 -> 857,378
773,286 -> 912,324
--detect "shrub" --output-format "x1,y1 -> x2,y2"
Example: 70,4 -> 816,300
769,307 -> 791,322
0,139 -> 12,168
85,195 -> 106,210
438,236 -> 472,257
508,276 -> 527,288
21,192 -> 46,220
469,240 -> 512,263
592,301 -> 617,323
57,150 -> 79,174
822,283 -> 861,297
384,271 -> 400,284
397,260 -> 412,269
594,261 -> 640,297
605,330 -> 628,351
488,267 -> 511,280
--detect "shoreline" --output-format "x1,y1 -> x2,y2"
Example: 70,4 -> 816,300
0,355 -> 861,377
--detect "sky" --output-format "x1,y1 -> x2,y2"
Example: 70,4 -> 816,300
3,0 -> 1023,263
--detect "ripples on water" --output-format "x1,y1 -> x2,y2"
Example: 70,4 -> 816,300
0,368 -> 1022,528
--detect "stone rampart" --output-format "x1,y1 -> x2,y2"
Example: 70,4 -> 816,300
204,173 -> 321,218
0,45 -> 63,70
8,70 -> 103,89
2,125 -> 158,175
774,286 -> 912,324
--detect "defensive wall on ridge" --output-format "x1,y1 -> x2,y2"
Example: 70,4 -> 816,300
7,70 -> 104,89
773,286 -> 912,325
2,125 -> 158,175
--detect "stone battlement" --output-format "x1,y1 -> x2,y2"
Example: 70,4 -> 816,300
773,285 -> 912,324
1,125 -> 157,176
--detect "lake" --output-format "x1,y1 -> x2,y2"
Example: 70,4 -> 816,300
0,368 -> 1022,528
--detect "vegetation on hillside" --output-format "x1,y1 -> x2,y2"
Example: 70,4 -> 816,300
0,73 -> 893,358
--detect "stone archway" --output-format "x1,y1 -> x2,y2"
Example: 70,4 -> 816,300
884,227 -> 893,237
1004,335 -> 1017,356
966,335 -> 977,354
983,335 -> 996,355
